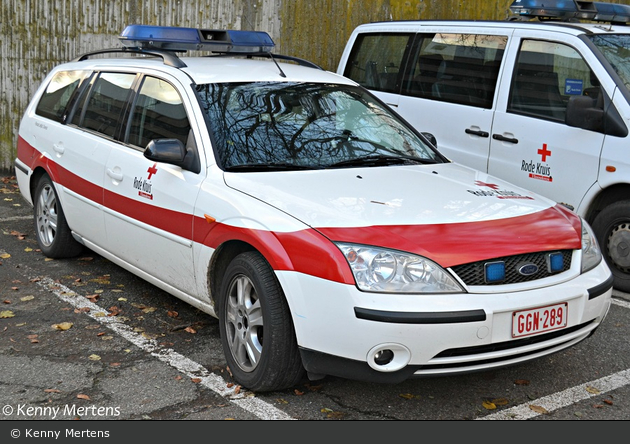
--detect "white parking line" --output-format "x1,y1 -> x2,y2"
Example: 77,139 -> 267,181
34,275 -> 296,421
481,297 -> 630,420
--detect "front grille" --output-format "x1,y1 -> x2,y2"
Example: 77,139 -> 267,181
451,250 -> 572,286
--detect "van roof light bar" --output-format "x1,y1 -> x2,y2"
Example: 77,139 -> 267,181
119,25 -> 275,53
509,0 -> 630,23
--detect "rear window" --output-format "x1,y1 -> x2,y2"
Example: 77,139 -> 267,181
35,70 -> 90,123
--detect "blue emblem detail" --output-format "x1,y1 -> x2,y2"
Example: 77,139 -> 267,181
518,263 -> 539,276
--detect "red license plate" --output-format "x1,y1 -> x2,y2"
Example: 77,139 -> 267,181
512,303 -> 568,338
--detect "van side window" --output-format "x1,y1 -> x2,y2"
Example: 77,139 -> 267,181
35,70 -> 90,123
401,33 -> 507,109
127,76 -> 191,149
508,40 -> 598,122
342,33 -> 413,93
76,72 -> 136,139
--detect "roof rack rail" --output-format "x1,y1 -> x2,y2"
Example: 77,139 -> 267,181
72,47 -> 187,68
509,0 -> 630,24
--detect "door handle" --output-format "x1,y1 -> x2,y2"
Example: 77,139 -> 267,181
107,168 -> 124,182
465,129 -> 489,138
492,134 -> 518,144
52,143 -> 65,154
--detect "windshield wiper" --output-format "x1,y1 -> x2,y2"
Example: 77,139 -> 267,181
225,162 -> 321,172
327,154 -> 438,169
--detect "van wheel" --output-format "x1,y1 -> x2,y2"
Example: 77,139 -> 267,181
33,175 -> 83,258
217,251 -> 305,392
592,201 -> 630,293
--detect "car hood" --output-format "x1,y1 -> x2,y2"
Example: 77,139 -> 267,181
223,163 -> 582,267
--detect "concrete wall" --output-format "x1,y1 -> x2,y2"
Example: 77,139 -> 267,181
0,0 -> 605,172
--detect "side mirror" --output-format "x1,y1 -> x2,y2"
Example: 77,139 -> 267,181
565,95 -> 604,132
421,132 -> 437,148
144,139 -> 187,166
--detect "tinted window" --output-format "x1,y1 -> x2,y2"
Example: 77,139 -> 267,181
508,40 -> 599,122
343,33 -> 413,93
401,33 -> 507,109
78,72 -> 136,138
127,76 -> 191,148
35,70 -> 90,123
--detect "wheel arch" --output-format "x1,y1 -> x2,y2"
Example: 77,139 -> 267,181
583,183 -> 630,224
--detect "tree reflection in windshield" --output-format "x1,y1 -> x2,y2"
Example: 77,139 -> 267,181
195,81 -> 440,170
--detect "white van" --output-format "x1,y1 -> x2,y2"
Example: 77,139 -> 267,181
337,0 -> 630,292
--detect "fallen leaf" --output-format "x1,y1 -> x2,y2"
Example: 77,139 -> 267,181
3,300 -> 10,304
482,400 -> 497,410
294,389 -> 304,396
52,322 -> 73,331
167,310 -> 179,318
184,326 -> 197,334
88,354 -> 101,361
44,388 -> 61,393
77,394 -> 90,400
514,379 -> 530,385
604,399 -> 613,405
529,405 -> 549,414
20,296 -> 34,301
0,253 -> 10,259
0,310 -> 15,318
492,397 -> 509,406
586,386 -> 600,395
191,378 -> 202,383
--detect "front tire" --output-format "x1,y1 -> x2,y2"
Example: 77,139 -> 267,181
33,175 -> 83,258
592,200 -> 630,293
217,251 -> 304,392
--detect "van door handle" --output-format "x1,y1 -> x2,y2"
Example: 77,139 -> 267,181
53,143 -> 65,154
107,168 -> 124,182
492,134 -> 518,144
465,129 -> 489,138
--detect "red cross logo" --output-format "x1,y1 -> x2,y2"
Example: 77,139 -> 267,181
147,163 -> 158,180
474,180 -> 500,190
537,143 -> 551,162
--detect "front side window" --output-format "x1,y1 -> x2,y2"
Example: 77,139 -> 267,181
77,72 -> 136,138
35,70 -> 90,123
127,76 -> 191,149
343,33 -> 413,93
508,40 -> 598,122
401,33 -> 507,109
196,82 -> 443,171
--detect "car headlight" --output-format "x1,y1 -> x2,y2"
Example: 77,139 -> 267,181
335,242 -> 464,293
581,218 -> 602,273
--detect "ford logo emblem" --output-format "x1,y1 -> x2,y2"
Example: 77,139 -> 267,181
518,263 -> 538,276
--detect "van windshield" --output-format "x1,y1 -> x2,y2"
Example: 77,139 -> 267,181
589,34 -> 630,90
195,82 -> 444,171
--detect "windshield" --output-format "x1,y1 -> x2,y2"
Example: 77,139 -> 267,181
195,82 -> 443,171
588,34 -> 630,90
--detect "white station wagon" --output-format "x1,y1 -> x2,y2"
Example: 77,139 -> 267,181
15,25 -> 613,392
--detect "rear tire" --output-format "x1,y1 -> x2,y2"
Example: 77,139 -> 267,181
217,251 -> 305,392
33,175 -> 83,258
592,200 -> 630,293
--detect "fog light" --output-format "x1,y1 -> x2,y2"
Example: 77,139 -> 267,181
374,349 -> 394,366
367,343 -> 411,372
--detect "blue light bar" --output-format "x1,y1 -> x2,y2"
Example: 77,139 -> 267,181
119,25 -> 275,53
509,0 -> 597,20
593,2 -> 630,23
